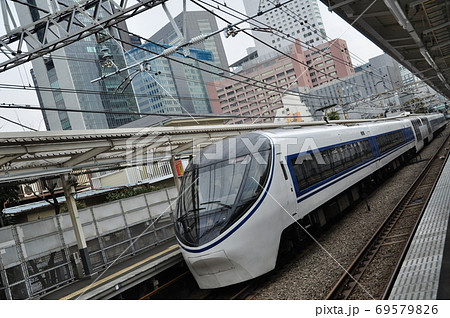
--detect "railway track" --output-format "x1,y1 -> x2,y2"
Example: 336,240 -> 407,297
326,131 -> 450,300
139,271 -> 191,300
138,269 -> 261,300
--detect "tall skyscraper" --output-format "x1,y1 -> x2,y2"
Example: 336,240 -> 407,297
150,11 -> 229,81
125,42 -> 214,114
243,0 -> 327,57
145,10 -> 229,114
15,1 -> 140,130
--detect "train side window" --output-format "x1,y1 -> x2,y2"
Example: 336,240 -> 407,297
291,156 -> 308,189
290,138 -> 376,193
308,157 -> 321,185
319,149 -> 333,179
331,148 -> 343,172
376,131 -> 405,154
350,143 -> 359,164
343,144 -> 352,168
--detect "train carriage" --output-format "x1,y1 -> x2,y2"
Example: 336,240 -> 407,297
175,114 -> 446,289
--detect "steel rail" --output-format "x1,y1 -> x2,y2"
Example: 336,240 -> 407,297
139,271 -> 190,300
326,126 -> 450,300
382,131 -> 450,299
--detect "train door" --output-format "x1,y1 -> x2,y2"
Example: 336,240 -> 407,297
421,116 -> 434,142
411,118 -> 424,151
279,155 -> 299,220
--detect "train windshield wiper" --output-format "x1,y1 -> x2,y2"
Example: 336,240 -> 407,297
200,201 -> 232,209
177,207 -> 206,222
186,207 -> 206,213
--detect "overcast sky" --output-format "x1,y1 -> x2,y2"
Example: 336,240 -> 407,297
0,0 -> 383,132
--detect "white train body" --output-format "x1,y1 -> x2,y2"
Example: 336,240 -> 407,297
174,115 -> 446,289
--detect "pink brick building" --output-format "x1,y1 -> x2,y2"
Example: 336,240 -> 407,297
305,39 -> 355,87
208,39 -> 354,124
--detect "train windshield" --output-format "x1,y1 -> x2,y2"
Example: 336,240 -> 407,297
175,133 -> 272,247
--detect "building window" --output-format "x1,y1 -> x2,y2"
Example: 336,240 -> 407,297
286,68 -> 295,74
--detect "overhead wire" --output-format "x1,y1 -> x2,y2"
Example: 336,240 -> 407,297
5,0 -> 428,124
205,0 -> 397,91
112,25 -> 343,100
0,114 -> 38,131
261,0 -> 398,86
2,0 -> 367,122
219,0 -> 422,110
108,33 -> 352,120
192,0 -> 380,90
190,0 -> 387,117
210,0 -> 357,73
67,1 -> 338,123
0,82 -> 216,102
0,102 -> 379,120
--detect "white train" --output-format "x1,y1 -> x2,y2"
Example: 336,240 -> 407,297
174,114 -> 447,289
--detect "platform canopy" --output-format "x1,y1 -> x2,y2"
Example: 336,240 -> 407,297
0,121 -> 328,184
321,0 -> 450,99
0,116 -> 424,185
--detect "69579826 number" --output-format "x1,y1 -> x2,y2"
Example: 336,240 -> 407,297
375,305 -> 438,315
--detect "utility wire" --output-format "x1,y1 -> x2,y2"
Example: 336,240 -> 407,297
209,0 -> 362,76
210,0 -> 391,88
7,0 -> 420,121
91,0 -> 296,83
0,103 -> 377,120
261,0 -> 397,86
0,82 -> 216,102
194,0 -> 401,113
112,25 -> 343,101
0,114 -> 38,131
192,0 -> 378,90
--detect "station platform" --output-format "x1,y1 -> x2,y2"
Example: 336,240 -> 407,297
39,240 -> 181,300
388,154 -> 450,300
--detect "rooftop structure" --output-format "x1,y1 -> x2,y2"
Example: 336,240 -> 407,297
243,0 -> 327,56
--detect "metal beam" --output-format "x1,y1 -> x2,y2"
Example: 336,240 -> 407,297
62,145 -> 112,167
430,38 -> 450,51
0,0 -> 167,72
1,0 -> 18,33
328,0 -> 356,12
423,20 -> 450,34
348,9 -> 391,18
162,2 -> 184,44
62,174 -> 93,277
0,154 -> 21,166
386,36 -> 415,42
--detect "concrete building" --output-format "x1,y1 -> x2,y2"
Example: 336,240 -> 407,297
150,10 -> 229,81
306,39 -> 354,87
16,1 -> 140,130
304,53 -> 404,119
274,93 -> 314,123
208,39 -> 354,123
125,42 -> 215,114
132,10 -> 230,115
208,42 -> 310,124
243,0 -> 327,57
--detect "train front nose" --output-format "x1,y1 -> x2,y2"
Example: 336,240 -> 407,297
185,250 -> 254,289
174,132 -> 272,247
